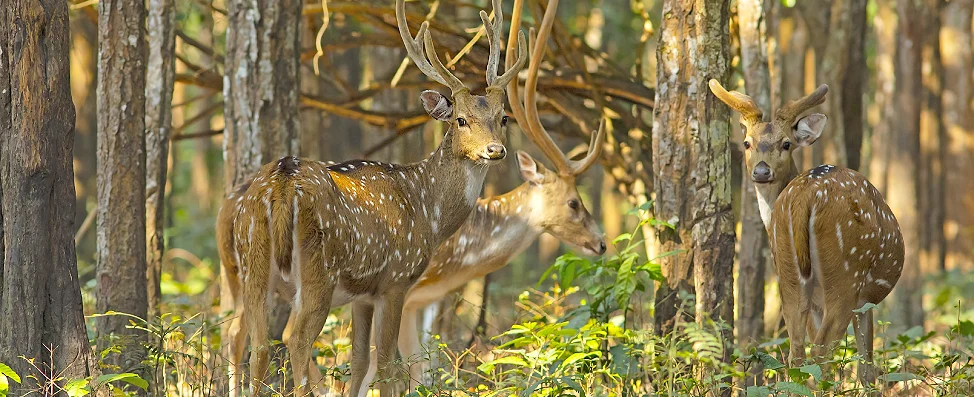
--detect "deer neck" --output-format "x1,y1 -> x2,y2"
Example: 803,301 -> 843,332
410,130 -> 489,244
453,183 -> 542,269
754,158 -> 800,231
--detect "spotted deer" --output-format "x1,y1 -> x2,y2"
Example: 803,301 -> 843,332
358,1 -> 606,389
708,80 -> 904,384
218,0 -> 526,394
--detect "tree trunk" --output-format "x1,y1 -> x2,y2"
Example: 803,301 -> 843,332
868,1 -> 897,193
0,0 -> 98,390
221,0 -> 303,384
919,0 -> 946,282
736,0 -> 772,363
96,0 -> 149,376
652,0 -> 735,367
842,1 -> 868,170
941,0 -> 974,271
888,0 -> 925,328
145,0 -> 175,318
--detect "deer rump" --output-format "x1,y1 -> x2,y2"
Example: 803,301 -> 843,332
229,157 -> 433,308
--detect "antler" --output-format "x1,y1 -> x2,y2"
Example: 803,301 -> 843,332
776,84 -> 829,122
396,0 -> 466,93
708,79 -> 764,122
482,0 -> 528,90
508,0 -> 603,176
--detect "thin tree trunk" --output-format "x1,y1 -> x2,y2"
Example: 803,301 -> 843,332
941,0 -> 974,271
889,0 -> 925,328
653,0 -> 735,369
920,0 -> 946,282
0,0 -> 98,390
145,0 -> 175,318
868,1 -> 897,194
736,0 -> 772,381
842,1 -> 868,170
96,0 -> 149,378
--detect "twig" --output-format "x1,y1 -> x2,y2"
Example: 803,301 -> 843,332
174,101 -> 224,133
172,129 -> 224,141
75,209 -> 97,245
176,30 -> 224,64
312,0 -> 330,75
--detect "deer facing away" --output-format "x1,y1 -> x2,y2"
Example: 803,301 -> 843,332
709,79 -> 904,385
217,0 -> 527,393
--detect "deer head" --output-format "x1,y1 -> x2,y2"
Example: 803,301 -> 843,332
398,0 -> 527,164
507,0 -> 606,255
709,80 -> 828,190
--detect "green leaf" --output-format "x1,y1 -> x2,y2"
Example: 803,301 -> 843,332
560,352 -> 589,370
798,364 -> 822,381
756,352 -> 784,370
955,320 -> 974,337
612,233 -> 633,244
64,378 -> 91,397
758,338 -> 787,348
745,386 -> 771,397
95,373 -> 148,390
0,363 -> 19,384
477,355 -> 529,374
880,372 -> 923,383
773,381 -> 813,397
638,261 -> 665,282
852,302 -> 879,314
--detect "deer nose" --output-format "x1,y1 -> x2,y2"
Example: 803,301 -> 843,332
485,143 -> 506,160
752,161 -> 773,183
597,240 -> 607,255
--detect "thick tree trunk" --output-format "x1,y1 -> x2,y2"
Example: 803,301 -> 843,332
736,0 -> 773,355
652,0 -> 735,366
145,0 -> 175,318
221,0 -> 303,386
0,0 -> 98,390
96,0 -> 149,376
941,0 -> 974,270
919,0 -> 946,281
888,0 -> 925,328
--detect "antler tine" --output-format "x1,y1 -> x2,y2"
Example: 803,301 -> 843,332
421,31 -> 467,93
522,0 -> 572,174
708,79 -> 764,122
396,0 -> 466,93
506,0 -> 528,125
569,118 -> 606,175
776,84 -> 829,122
481,0 -> 503,85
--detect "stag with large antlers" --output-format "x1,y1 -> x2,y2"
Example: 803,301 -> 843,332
218,0 -> 526,394
352,0 -> 606,390
709,79 -> 903,385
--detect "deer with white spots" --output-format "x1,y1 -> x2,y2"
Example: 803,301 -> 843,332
357,0 -> 605,390
217,0 -> 527,394
709,80 -> 904,385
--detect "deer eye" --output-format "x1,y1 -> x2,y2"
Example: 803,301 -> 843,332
457,117 -> 467,127
501,116 -> 509,126
782,141 -> 791,150
568,199 -> 580,210
743,141 -> 752,150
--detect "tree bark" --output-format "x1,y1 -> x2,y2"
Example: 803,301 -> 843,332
0,0 -> 98,390
736,0 -> 772,362
868,1 -> 897,193
145,0 -> 175,318
96,0 -> 149,376
941,0 -> 974,270
842,1 -> 868,170
221,0 -> 303,383
652,0 -> 735,367
919,0 -> 946,279
888,0 -> 925,328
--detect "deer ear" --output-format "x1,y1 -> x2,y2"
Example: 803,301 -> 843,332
517,151 -> 546,185
420,90 -> 453,122
795,113 -> 827,147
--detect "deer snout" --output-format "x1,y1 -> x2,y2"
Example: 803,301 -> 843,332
483,143 -> 507,160
596,239 -> 607,255
752,161 -> 773,183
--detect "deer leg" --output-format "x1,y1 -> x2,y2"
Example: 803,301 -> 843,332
227,301 -> 248,397
349,301 -> 375,397
853,308 -> 877,388
398,306 -> 423,390
245,284 -> 271,394
779,285 -> 809,365
375,287 -> 409,397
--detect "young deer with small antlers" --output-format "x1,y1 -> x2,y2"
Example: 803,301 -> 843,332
218,0 -> 526,394
357,0 -> 606,390
709,80 -> 904,384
